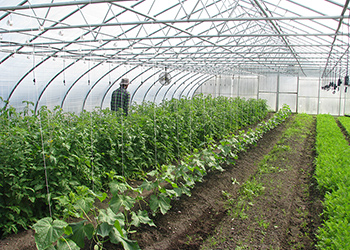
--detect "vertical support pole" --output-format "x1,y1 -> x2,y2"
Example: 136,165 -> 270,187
317,76 -> 321,115
213,76 -> 216,97
217,75 -> 220,97
231,75 -> 234,98
339,84 -> 342,116
344,88 -> 348,115
276,74 -> 280,112
296,75 -> 300,114
237,75 -> 240,98
257,75 -> 260,100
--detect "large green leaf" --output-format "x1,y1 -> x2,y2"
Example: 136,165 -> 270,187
98,207 -> 125,227
174,185 -> 191,197
89,190 -> 108,202
73,197 -> 94,215
33,217 -> 68,250
109,181 -> 129,195
68,220 -> 94,248
56,238 -> 80,250
114,219 -> 124,237
109,226 -> 141,250
130,210 -> 156,227
149,193 -> 171,215
109,194 -> 135,213
97,222 -> 113,238
147,169 -> 159,177
164,177 -> 178,189
139,179 -> 158,191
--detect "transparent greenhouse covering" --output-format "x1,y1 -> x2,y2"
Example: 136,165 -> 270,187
0,0 -> 349,113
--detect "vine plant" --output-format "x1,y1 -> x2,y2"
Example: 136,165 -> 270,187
33,105 -> 291,250
1,96 -> 268,237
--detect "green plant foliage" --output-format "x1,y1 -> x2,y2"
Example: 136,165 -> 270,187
68,220 -> 94,248
0,95 -> 269,237
32,217 -> 78,250
315,115 -> 350,249
316,115 -> 350,192
338,116 -> 350,137
34,183 -> 143,250
30,104 -> 290,250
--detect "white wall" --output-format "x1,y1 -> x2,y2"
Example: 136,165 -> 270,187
195,74 -> 350,115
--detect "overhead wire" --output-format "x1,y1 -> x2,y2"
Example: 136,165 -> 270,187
153,63 -> 158,168
90,57 -> 95,190
62,54 -> 66,86
33,42 -> 53,218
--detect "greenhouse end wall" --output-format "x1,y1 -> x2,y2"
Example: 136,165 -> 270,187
195,74 -> 350,116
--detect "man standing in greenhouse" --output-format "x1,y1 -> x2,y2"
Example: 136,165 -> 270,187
111,78 -> 131,116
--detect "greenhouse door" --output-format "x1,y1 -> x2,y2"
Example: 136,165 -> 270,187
277,75 -> 298,113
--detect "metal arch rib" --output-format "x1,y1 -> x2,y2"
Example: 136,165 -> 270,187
111,2 -> 254,66
185,75 -> 213,99
153,70 -> 184,103
0,0 -> 28,21
0,16 -> 344,33
321,0 -> 350,78
5,5 -> 90,110
163,72 -> 189,101
179,73 -> 206,98
34,60 -> 76,113
100,64 -> 134,108
35,2 -> 143,111
141,67 -> 164,103
129,67 -> 153,104
252,0 -> 306,77
0,0 -> 136,11
190,75 -> 216,98
2,32 -> 349,40
171,73 -> 199,100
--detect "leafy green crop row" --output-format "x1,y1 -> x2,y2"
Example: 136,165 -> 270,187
338,116 -> 350,138
32,105 -> 291,250
0,95 -> 268,237
315,115 -> 350,249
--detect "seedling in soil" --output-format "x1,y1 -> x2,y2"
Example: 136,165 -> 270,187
231,177 -> 240,185
258,218 -> 270,229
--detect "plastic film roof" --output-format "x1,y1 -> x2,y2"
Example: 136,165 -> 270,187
0,0 -> 349,112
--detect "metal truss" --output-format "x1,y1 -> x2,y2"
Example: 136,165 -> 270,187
0,0 -> 349,111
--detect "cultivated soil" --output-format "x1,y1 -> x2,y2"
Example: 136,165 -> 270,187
0,114 -> 323,250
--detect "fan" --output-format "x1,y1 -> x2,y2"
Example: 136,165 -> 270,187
159,68 -> 172,86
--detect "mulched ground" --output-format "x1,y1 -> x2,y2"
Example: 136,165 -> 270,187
0,114 -> 323,250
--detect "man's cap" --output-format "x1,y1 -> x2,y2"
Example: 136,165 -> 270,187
120,78 -> 130,85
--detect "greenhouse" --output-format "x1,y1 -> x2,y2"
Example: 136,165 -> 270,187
1,0 -> 350,250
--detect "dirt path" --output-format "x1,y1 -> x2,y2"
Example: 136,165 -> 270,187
126,114 -> 322,250
199,114 -> 322,250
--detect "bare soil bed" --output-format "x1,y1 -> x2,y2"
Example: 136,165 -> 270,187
0,114 -> 323,250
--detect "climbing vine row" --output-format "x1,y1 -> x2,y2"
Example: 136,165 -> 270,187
32,105 -> 291,250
